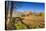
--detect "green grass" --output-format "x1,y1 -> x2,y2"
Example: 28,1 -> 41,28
15,23 -> 28,30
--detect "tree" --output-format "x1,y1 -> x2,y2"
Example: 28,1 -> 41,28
39,13 -> 44,16
7,1 -> 16,30
5,1 -> 9,30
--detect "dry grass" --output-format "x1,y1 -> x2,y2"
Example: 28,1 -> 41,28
21,15 -> 44,28
6,12 -> 45,29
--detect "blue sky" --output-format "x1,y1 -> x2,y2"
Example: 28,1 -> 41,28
10,1 -> 45,13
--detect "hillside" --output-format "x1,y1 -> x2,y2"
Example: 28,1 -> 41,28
7,11 -> 45,29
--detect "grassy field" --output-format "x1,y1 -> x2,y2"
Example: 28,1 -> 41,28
22,15 -> 44,29
6,12 -> 45,30
14,12 -> 45,29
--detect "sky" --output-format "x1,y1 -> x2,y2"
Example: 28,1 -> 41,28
9,1 -> 45,13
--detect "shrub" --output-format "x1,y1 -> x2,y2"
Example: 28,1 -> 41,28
39,13 -> 44,16
21,14 -> 25,17
15,23 -> 28,30
39,23 -> 45,28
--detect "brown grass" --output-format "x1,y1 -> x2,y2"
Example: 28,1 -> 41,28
21,15 -> 44,28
